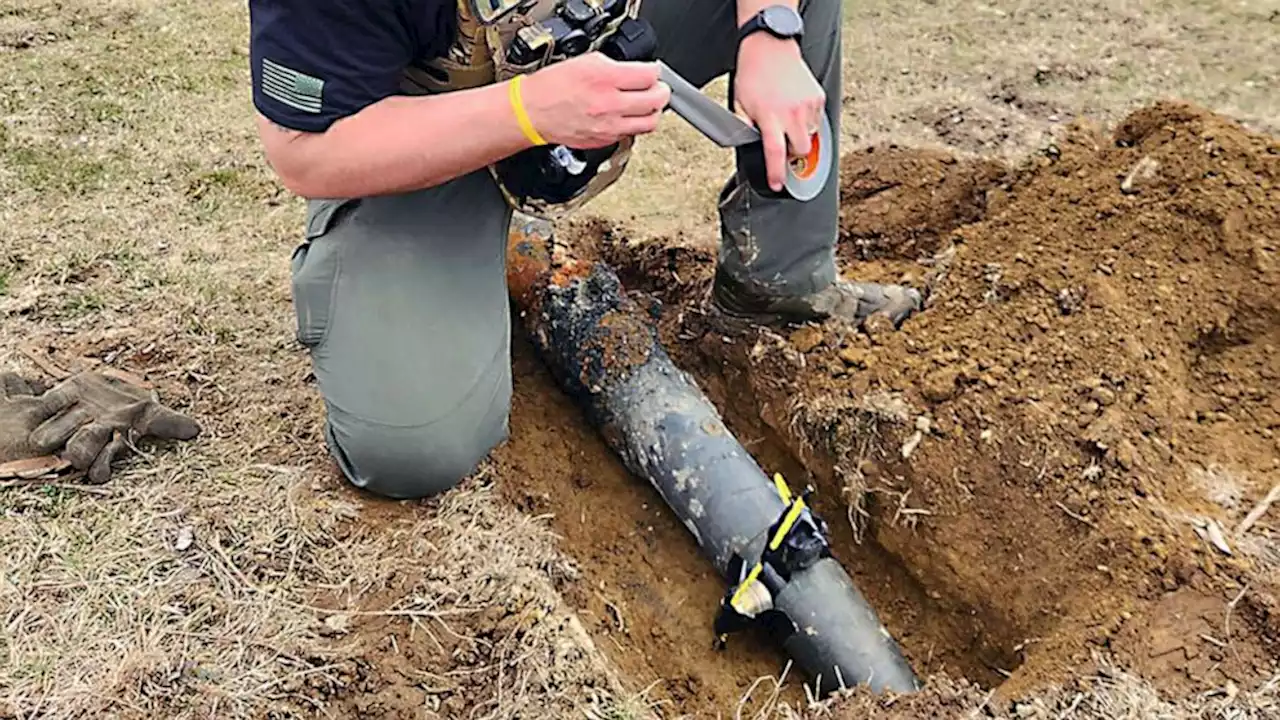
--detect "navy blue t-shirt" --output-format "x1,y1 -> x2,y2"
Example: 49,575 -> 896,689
248,0 -> 456,133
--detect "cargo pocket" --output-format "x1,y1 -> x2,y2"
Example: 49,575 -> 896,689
289,198 -> 357,349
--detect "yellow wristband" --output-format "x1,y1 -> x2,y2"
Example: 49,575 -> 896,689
509,75 -> 547,146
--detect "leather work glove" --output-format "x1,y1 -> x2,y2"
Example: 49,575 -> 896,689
0,370 -> 201,484
0,372 -> 60,468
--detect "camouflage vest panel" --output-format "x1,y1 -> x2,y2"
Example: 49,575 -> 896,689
400,0 -> 645,221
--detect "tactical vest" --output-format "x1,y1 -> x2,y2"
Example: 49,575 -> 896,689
400,0 -> 645,220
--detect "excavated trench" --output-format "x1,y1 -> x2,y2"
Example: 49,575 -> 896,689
492,329 -> 1021,714
485,194 -> 1029,713
489,101 -> 1280,716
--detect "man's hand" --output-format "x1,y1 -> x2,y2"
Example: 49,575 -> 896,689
523,53 -> 672,149
0,370 -> 201,484
733,33 -> 825,192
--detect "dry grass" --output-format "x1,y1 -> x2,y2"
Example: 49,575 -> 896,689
2,0 -> 1279,718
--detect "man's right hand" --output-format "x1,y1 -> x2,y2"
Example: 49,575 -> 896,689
522,54 -> 671,149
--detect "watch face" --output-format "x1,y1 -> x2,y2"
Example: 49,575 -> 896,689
762,6 -> 803,36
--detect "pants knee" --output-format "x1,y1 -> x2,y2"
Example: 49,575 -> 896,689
327,398 -> 510,501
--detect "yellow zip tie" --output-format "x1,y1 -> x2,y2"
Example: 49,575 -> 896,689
509,74 -> 547,146
729,563 -> 763,610
773,473 -> 792,504
769,500 -> 806,551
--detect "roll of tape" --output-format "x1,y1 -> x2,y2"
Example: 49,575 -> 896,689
783,112 -> 833,202
738,112 -> 834,202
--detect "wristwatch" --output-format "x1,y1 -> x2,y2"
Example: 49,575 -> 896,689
737,5 -> 805,44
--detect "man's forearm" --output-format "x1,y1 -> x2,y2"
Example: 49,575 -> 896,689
259,81 -> 535,199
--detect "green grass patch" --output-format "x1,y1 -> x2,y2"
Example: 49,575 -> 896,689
2,138 -> 118,195
61,290 -> 106,317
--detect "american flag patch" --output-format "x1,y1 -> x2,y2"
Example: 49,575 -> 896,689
261,58 -> 324,114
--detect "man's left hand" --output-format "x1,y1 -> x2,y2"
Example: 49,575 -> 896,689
733,33 -> 825,193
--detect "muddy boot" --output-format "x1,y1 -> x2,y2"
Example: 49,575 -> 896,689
711,267 -> 923,329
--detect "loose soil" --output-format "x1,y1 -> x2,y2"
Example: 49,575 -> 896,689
462,100 -> 1279,716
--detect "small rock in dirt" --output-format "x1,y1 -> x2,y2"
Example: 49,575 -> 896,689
1090,387 -> 1117,406
1015,701 -> 1048,719
789,326 -> 823,353
901,430 -> 925,459
1057,286 -> 1086,315
1120,156 -> 1161,194
1115,438 -> 1139,470
321,614 -> 351,636
173,526 -> 195,552
921,368 -> 960,402
837,346 -> 868,368
1083,407 -> 1123,448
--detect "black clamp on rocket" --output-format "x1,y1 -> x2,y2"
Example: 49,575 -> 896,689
713,473 -> 833,650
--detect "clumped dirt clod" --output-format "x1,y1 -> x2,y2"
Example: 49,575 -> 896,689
837,146 -> 1009,262
565,100 -> 1279,715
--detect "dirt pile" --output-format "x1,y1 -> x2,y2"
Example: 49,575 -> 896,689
581,100 -> 1279,714
836,145 -> 1009,262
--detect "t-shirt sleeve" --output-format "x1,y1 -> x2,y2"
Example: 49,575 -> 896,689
248,0 -> 417,133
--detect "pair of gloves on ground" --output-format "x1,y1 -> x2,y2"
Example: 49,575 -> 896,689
0,370 -> 200,484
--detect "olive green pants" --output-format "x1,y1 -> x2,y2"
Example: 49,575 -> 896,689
289,0 -> 842,499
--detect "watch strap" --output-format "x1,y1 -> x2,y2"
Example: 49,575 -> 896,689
737,13 -> 767,43
737,5 -> 804,44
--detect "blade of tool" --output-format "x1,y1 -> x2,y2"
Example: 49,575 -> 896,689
656,60 -> 833,202
657,61 -> 760,148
